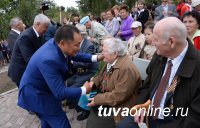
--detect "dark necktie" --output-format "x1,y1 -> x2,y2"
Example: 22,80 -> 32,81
153,60 -> 173,119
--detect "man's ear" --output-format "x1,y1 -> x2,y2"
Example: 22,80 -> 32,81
58,40 -> 66,48
170,37 -> 176,49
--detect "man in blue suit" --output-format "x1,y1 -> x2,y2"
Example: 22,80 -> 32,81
18,25 -> 102,128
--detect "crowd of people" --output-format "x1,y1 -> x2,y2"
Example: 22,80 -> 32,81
2,0 -> 200,128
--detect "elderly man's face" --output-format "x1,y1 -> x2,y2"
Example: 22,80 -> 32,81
36,22 -> 49,36
102,44 -> 117,63
17,20 -> 25,32
61,32 -> 82,56
132,27 -> 142,36
85,21 -> 91,29
152,28 -> 171,56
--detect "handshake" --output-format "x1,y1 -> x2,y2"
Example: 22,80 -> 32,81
83,81 -> 94,94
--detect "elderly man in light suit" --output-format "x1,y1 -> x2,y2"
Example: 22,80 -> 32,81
154,0 -> 178,21
80,16 -> 109,53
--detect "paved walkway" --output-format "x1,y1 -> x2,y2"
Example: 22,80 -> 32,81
0,88 -> 87,128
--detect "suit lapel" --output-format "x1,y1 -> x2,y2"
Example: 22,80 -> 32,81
80,39 -> 86,52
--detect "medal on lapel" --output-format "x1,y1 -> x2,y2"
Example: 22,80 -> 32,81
167,76 -> 180,93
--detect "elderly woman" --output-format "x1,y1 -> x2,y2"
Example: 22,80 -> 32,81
105,9 -> 120,37
182,11 -> 200,50
86,37 -> 141,128
127,21 -> 145,60
117,4 -> 134,41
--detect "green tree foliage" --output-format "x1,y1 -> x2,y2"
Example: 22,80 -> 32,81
0,0 -> 58,39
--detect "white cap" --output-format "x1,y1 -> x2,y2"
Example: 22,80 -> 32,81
131,21 -> 142,28
192,0 -> 200,7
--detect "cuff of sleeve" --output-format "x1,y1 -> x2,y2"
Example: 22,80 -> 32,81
81,86 -> 86,95
92,55 -> 98,62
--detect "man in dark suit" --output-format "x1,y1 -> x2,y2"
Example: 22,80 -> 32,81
8,14 -> 50,87
7,17 -> 24,54
18,25 -> 103,128
154,0 -> 178,21
117,17 -> 200,128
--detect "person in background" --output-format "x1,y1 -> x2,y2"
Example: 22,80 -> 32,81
192,0 -> 200,13
8,14 -> 50,87
88,13 -> 94,21
112,5 -> 121,22
168,0 -> 174,5
44,20 -> 61,42
7,17 -> 24,54
117,4 -> 134,41
176,0 -> 185,17
80,16 -> 109,53
182,11 -> 200,50
100,11 -> 107,26
131,4 -> 138,21
72,14 -> 80,26
136,0 -> 149,32
181,0 -> 192,17
138,21 -> 156,60
127,21 -> 145,60
86,37 -> 141,128
63,17 -> 69,25
154,0 -> 178,22
105,8 -> 120,37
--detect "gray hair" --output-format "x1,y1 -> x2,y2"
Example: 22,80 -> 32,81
10,17 -> 22,28
33,14 -> 50,25
102,37 -> 127,56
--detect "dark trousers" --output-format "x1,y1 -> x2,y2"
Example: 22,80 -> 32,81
37,112 -> 71,128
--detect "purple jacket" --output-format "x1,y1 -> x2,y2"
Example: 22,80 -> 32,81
120,16 -> 134,41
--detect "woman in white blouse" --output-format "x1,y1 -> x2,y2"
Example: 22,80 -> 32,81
105,9 -> 120,37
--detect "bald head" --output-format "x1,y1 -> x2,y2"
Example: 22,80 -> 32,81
153,17 -> 187,58
154,17 -> 187,43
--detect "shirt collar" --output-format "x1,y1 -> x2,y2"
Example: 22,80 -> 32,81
107,58 -> 118,72
33,26 -> 40,37
80,39 -> 84,48
162,4 -> 168,7
138,9 -> 144,14
168,41 -> 188,65
11,29 -> 20,35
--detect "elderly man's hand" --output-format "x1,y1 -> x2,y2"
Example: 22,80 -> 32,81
83,81 -> 92,94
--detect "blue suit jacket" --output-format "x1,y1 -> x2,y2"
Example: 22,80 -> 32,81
18,38 -> 93,115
